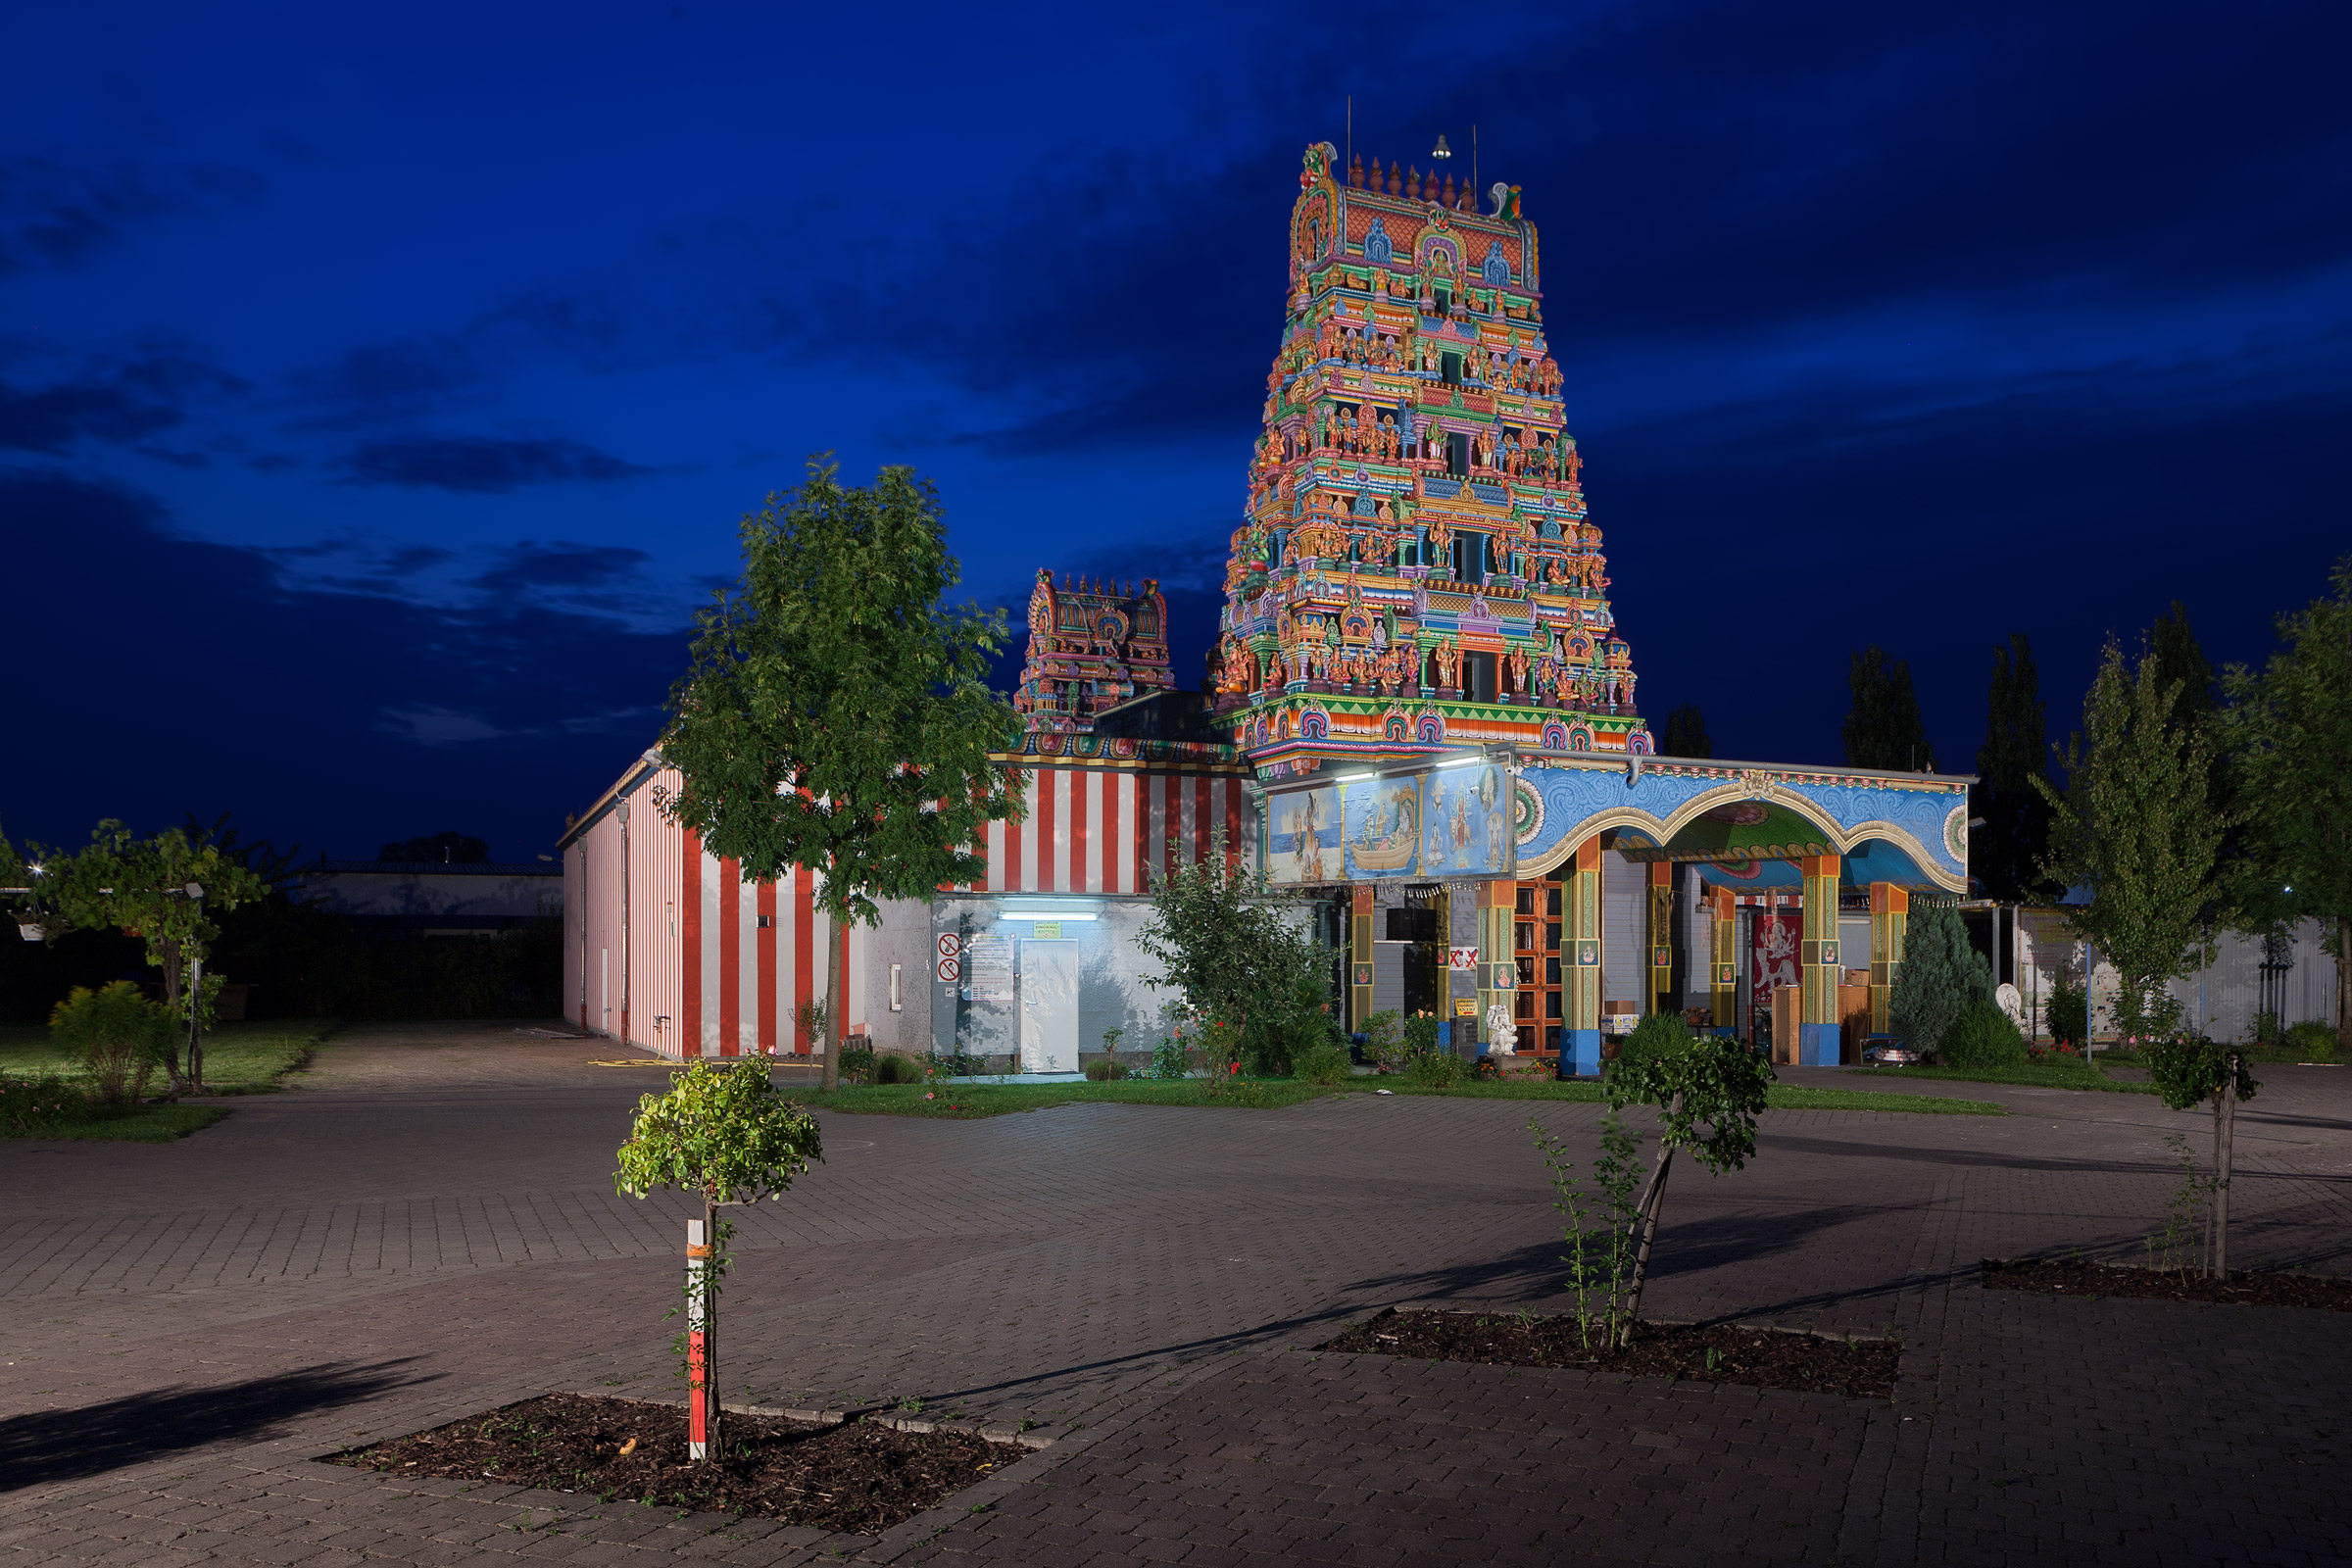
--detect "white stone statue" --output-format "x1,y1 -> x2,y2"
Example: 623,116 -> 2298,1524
1486,1001 -> 1517,1055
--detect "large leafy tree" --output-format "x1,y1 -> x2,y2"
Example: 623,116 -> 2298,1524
1843,646 -> 1935,772
2221,557 -> 2352,1050
2034,636 -> 2224,1042
657,457 -> 1024,1088
1974,634 -> 2054,902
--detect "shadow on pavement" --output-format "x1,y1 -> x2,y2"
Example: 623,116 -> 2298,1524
0,1360 -> 426,1492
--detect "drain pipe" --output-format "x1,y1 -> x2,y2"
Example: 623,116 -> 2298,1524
618,796 -> 632,1048
576,839 -> 589,1031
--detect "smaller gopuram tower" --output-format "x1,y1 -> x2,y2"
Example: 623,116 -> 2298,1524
1012,569 -> 1175,734
1210,142 -> 1648,774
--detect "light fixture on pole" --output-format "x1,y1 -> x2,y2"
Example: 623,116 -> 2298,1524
1430,133 -> 1452,161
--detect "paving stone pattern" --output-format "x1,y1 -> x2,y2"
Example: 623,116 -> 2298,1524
3,1023 -> 2348,1566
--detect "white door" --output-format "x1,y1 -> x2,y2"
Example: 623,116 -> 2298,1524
1019,941 -> 1079,1073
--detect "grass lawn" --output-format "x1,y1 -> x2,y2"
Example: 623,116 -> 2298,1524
1849,1061 -> 2157,1095
0,1016 -> 337,1096
11,1103 -> 231,1142
792,1077 -> 2005,1119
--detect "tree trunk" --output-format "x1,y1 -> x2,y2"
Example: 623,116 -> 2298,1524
2339,917 -> 2351,1056
2214,1058 -> 2237,1281
1618,1094 -> 1683,1345
158,939 -> 187,1095
820,913 -> 842,1091
703,1193 -> 722,1460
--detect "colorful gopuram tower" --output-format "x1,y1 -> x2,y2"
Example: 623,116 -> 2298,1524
1209,142 -> 1648,775
1012,569 -> 1176,734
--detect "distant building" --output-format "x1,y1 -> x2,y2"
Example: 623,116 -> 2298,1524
297,860 -> 563,935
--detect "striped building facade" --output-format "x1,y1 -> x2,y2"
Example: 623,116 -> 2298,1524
559,747 -> 1253,1060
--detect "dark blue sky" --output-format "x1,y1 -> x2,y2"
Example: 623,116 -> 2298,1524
4,2 -> 2346,861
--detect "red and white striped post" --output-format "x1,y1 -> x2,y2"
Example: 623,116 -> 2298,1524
686,1218 -> 710,1459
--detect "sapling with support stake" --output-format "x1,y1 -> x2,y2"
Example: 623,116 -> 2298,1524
614,1059 -> 821,1461
2142,1037 -> 2258,1278
1602,1014 -> 1774,1346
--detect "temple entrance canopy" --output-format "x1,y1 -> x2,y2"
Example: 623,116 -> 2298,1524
1256,748 -> 1970,1076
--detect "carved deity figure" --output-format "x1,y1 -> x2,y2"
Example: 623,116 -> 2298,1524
1436,638 -> 1461,689
1510,648 -> 1531,695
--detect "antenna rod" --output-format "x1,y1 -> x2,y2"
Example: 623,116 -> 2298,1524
1473,124 -> 1479,202
1347,96 -> 1352,173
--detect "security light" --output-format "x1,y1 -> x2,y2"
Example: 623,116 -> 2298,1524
1430,134 -> 1452,161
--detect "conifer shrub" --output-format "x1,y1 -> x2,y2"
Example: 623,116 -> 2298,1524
1936,999 -> 2029,1068
1889,905 -> 1993,1054
2043,980 -> 2088,1046
870,1053 -> 924,1085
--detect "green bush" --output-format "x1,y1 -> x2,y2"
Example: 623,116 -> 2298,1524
870,1053 -> 923,1085
1361,1009 -> 1402,1065
1936,999 -> 2029,1068
2285,1019 -> 2337,1059
1402,1011 -> 1443,1055
1890,906 -> 1993,1053
1149,1035 -> 1190,1079
1612,1012 -> 1694,1077
1409,1050 -> 1467,1089
838,1044 -> 877,1083
50,982 -> 176,1104
1084,1058 -> 1131,1081
2043,981 -> 2087,1046
1292,1040 -> 1352,1085
0,1073 -> 88,1135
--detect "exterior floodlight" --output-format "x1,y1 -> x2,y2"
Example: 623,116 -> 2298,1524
1430,134 -> 1452,161
1436,755 -> 1482,768
1335,771 -> 1377,783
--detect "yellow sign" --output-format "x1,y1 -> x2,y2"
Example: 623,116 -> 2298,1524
1453,998 -> 1477,1017
1032,921 -> 1062,940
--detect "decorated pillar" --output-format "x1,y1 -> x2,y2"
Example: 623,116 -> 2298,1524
1870,882 -> 1908,1037
1560,837 -> 1603,1077
1349,884 -> 1375,1032
1708,884 -> 1737,1031
1647,861 -> 1674,1017
1799,855 -> 1842,1066
1477,879 -> 1512,1054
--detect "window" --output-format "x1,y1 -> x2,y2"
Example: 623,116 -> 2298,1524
1441,351 -> 1461,386
1463,651 -> 1498,703
1447,432 -> 1471,478
1435,285 -> 1451,314
1451,529 -> 1488,581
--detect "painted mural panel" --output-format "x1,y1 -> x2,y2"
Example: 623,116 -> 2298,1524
1421,762 -> 1513,878
1342,777 -> 1422,880
1264,784 -> 1339,885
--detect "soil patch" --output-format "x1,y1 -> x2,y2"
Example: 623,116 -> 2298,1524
1982,1257 -> 2352,1311
330,1393 -> 1024,1535
1318,1308 -> 1897,1397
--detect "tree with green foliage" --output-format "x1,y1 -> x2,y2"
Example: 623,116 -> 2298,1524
1886,904 -> 1991,1056
2034,636 -> 2224,1042
1975,634 -> 2054,903
657,457 -> 1025,1090
31,821 -> 268,1093
1135,827 -> 1332,1076
2221,557 -> 2352,1052
2141,1038 -> 2256,1277
1659,705 -> 1710,759
1602,1013 -> 1773,1345
1843,647 -> 1935,772
614,1059 -> 822,1460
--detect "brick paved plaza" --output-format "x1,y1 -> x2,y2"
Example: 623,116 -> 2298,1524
4,1023 -> 2349,1566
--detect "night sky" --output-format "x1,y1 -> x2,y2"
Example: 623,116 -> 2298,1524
4,2 -> 2346,863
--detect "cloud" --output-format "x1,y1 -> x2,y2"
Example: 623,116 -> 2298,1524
340,436 -> 651,493
469,540 -> 654,594
0,349 -> 246,454
0,466 -> 688,858
0,155 -> 267,276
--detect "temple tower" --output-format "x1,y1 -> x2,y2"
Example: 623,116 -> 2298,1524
1209,142 -> 1648,773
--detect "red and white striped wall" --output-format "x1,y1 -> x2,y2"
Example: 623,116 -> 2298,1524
561,759 -> 1252,1060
